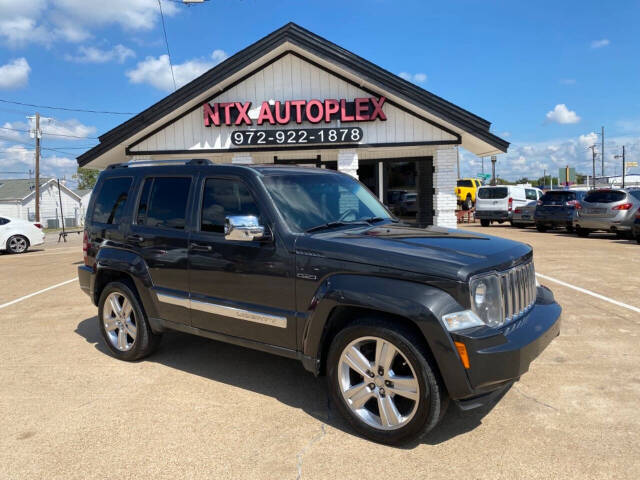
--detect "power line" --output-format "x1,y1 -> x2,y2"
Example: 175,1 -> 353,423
0,99 -> 135,115
158,0 -> 177,91
0,125 -> 98,139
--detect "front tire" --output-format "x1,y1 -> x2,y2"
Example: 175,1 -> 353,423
98,281 -> 161,361
480,219 -> 490,227
327,319 -> 447,445
536,223 -> 548,233
6,235 -> 29,254
576,227 -> 590,238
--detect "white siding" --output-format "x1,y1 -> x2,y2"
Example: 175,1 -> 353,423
19,182 -> 82,227
130,53 -> 457,154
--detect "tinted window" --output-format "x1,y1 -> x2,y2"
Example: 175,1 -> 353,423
92,177 -> 132,224
629,190 -> 640,200
525,189 -> 538,200
137,177 -> 191,229
477,187 -> 508,199
540,191 -> 576,203
584,190 -> 626,203
201,178 -> 260,233
0,217 -> 9,225
457,180 -> 473,187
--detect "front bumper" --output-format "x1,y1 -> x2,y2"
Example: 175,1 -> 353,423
451,286 -> 561,405
476,210 -> 510,220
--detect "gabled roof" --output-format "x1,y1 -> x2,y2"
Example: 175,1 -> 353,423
74,188 -> 92,197
0,178 -> 81,201
77,22 -> 508,167
0,178 -> 52,201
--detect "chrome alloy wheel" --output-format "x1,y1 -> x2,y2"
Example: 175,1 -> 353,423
337,336 -> 420,430
8,236 -> 27,253
103,292 -> 137,352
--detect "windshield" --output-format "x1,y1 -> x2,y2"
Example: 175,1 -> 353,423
261,173 -> 392,232
477,187 -> 508,199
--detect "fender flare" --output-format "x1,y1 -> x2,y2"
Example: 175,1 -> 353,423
301,274 -> 473,399
93,247 -> 159,318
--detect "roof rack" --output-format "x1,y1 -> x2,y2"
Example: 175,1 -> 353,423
107,159 -> 213,169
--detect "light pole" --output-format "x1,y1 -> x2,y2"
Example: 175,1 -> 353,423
614,146 -> 625,188
490,155 -> 497,186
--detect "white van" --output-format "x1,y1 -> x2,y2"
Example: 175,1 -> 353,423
475,185 -> 542,227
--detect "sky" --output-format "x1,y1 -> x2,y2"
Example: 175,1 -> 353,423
0,0 -> 638,187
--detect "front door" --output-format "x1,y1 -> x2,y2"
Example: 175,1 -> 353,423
128,175 -> 193,326
188,175 -> 296,349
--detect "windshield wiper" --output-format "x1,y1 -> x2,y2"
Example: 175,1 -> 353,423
305,220 -> 373,233
361,216 -> 399,224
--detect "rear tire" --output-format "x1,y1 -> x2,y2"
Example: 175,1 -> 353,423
480,219 -> 490,227
6,235 -> 29,254
536,223 -> 548,233
566,225 -> 574,233
327,318 -> 448,445
98,281 -> 161,361
576,227 -> 590,238
463,195 -> 472,211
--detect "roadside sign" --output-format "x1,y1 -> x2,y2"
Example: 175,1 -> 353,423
627,161 -> 638,167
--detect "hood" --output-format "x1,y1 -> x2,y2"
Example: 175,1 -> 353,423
295,223 -> 532,281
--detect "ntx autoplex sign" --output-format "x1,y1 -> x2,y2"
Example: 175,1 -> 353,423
202,96 -> 387,127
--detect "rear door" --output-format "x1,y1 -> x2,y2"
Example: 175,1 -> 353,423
128,174 -> 194,326
476,186 -> 509,212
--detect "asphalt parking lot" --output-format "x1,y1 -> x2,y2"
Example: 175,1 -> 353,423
1,226 -> 638,479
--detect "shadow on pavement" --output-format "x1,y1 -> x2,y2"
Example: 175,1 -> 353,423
75,316 -> 502,448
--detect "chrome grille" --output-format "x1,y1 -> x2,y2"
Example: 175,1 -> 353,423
500,261 -> 536,321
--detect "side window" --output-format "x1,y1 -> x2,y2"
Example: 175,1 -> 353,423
201,178 -> 260,233
0,217 -> 9,225
136,177 -> 191,229
525,189 -> 538,200
92,177 -> 132,225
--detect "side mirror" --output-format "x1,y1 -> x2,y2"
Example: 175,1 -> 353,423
224,215 -> 268,242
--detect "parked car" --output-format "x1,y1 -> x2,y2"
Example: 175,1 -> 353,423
0,216 -> 45,254
78,160 -> 561,445
386,189 -> 408,214
397,191 -> 417,216
573,189 -> 640,238
534,190 -> 587,232
455,178 -> 481,210
511,187 -> 544,228
475,185 -> 531,227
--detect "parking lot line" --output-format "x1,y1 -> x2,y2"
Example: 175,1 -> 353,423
0,278 -> 77,310
536,272 -> 640,314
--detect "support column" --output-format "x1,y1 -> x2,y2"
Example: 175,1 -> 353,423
433,147 -> 458,229
337,150 -> 358,179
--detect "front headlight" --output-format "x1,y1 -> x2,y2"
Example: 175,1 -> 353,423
469,273 -> 504,327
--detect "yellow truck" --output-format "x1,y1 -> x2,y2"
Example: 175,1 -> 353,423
455,178 -> 482,210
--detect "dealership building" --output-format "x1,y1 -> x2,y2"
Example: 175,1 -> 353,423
77,23 -> 508,228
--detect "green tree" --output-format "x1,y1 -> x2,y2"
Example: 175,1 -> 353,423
73,168 -> 99,190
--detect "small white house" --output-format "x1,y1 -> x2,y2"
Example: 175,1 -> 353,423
0,178 -> 83,228
74,188 -> 93,222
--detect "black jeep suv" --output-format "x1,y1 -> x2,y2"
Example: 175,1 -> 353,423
79,160 -> 561,444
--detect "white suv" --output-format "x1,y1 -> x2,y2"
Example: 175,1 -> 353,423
475,185 -> 542,227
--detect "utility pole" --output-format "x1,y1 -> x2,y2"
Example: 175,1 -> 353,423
543,168 -> 546,188
481,157 -> 485,175
588,144 -> 598,190
34,112 -> 41,223
490,155 -> 497,186
614,146 -> 625,188
601,126 -> 605,177
57,179 -> 66,239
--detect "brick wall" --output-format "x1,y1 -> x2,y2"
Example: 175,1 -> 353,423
433,147 -> 458,229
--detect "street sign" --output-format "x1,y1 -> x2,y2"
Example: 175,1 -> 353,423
627,161 -> 638,167
559,167 -> 576,185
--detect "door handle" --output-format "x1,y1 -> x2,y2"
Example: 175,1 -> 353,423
127,234 -> 145,243
190,243 -> 212,252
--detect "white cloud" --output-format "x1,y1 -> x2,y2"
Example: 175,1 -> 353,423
65,44 -> 135,63
0,0 -> 179,47
0,143 -> 76,179
127,49 -> 229,91
590,38 -> 610,49
0,58 -> 31,89
546,104 -> 581,124
398,72 -> 427,84
460,132 -> 640,181
3,118 -> 96,141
